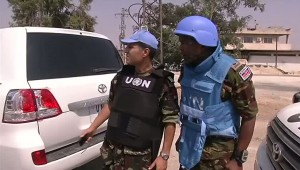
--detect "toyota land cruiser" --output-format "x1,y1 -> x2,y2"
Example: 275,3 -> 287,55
0,27 -> 123,170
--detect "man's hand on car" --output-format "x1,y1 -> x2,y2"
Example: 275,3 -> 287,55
80,127 -> 96,143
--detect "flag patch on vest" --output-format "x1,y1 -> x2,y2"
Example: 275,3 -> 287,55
121,76 -> 156,92
239,66 -> 252,80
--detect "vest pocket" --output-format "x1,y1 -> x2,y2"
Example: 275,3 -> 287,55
179,122 -> 206,169
204,102 -> 239,138
180,119 -> 207,151
192,81 -> 214,93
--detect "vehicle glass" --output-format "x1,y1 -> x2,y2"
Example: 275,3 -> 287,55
27,33 -> 123,80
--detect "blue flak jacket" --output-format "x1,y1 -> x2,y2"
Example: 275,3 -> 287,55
179,44 -> 240,169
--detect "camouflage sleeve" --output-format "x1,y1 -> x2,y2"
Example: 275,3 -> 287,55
107,74 -> 119,106
224,63 -> 258,119
160,75 -> 180,124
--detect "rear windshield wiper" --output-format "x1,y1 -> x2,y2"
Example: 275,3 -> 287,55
92,68 -> 119,73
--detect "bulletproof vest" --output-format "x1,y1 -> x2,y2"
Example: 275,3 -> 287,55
178,47 -> 240,169
106,65 -> 168,150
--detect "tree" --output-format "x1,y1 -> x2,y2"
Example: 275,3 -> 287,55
67,0 -> 96,31
143,0 -> 264,64
144,3 -> 196,64
7,0 -> 96,31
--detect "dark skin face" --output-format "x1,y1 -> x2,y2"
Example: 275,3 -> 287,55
178,35 -> 212,67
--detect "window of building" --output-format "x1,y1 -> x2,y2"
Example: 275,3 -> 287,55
263,37 -> 273,43
243,37 -> 253,43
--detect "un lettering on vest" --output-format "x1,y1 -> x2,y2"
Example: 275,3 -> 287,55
121,76 -> 156,92
183,88 -> 205,111
192,96 -> 204,111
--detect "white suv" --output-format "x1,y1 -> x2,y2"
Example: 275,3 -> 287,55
0,27 -> 123,170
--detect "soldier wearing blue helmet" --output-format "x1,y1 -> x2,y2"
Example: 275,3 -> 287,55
81,29 -> 179,170
175,16 -> 258,170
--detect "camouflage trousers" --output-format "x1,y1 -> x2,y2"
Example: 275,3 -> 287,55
98,139 -> 152,170
179,136 -> 236,170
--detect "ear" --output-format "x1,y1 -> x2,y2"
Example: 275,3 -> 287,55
142,48 -> 150,58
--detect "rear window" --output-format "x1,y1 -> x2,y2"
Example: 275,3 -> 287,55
27,33 -> 123,80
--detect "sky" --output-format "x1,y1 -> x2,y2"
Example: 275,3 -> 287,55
1,0 -> 299,49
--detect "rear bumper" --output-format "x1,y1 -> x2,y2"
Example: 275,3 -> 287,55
254,139 -> 275,170
0,126 -> 105,170
39,141 -> 104,170
1,140 -> 104,170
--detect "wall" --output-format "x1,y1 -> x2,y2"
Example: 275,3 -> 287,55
248,53 -> 300,73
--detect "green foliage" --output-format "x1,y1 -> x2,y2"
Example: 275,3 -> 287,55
7,0 -> 96,31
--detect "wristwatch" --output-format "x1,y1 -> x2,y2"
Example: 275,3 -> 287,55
234,149 -> 248,165
160,151 -> 169,161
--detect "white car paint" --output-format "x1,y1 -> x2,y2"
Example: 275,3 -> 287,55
0,27 -> 122,170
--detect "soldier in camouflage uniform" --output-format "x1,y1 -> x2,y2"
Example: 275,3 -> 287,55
174,16 -> 258,170
81,29 -> 179,170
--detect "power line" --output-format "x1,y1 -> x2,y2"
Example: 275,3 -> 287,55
115,8 -> 129,63
126,0 -> 164,64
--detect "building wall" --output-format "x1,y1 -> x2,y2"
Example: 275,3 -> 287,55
241,43 -> 291,51
277,56 -> 300,72
229,27 -> 299,73
226,34 -> 292,51
248,53 -> 300,73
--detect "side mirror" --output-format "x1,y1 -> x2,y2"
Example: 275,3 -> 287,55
292,92 -> 300,103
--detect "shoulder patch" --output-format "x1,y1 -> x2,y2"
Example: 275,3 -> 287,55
231,62 -> 243,71
239,66 -> 252,80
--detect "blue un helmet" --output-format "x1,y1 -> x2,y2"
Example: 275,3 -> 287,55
175,16 -> 219,47
121,27 -> 158,49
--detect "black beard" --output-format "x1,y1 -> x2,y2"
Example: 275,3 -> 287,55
185,54 -> 210,67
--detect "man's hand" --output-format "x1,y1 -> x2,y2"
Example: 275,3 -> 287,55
80,126 -> 96,143
80,103 -> 111,143
149,123 -> 175,169
225,159 -> 242,170
148,156 -> 167,170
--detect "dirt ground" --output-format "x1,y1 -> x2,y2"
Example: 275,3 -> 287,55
167,74 -> 300,170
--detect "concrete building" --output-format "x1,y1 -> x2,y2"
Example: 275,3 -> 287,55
226,26 -> 300,73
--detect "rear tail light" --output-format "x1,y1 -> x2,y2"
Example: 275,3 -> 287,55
32,150 -> 48,165
3,89 -> 62,123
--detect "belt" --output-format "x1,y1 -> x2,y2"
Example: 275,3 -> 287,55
206,135 -> 235,141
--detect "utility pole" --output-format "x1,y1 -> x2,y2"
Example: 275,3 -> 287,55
275,36 -> 278,68
159,0 -> 163,64
127,0 -> 164,64
38,1 -> 43,26
115,8 -> 129,63
142,0 -> 146,25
